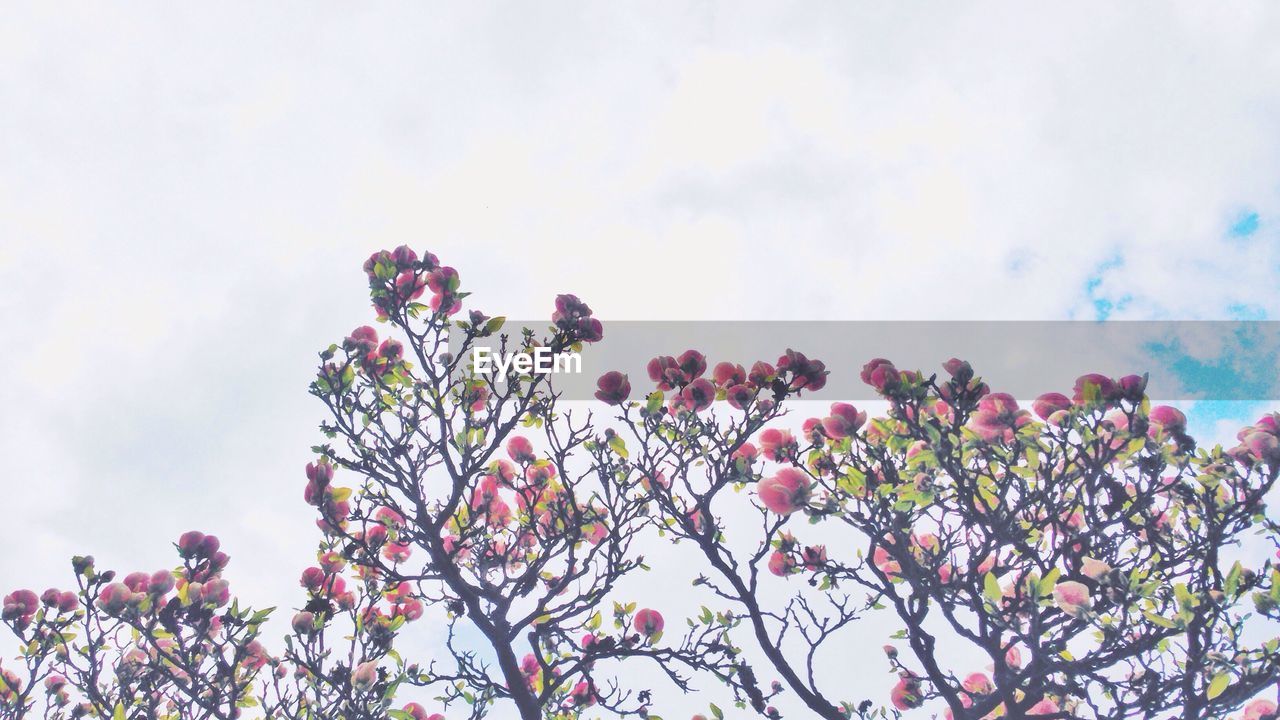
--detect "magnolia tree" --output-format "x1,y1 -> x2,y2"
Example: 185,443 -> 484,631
0,533 -> 281,718
291,247 -> 752,720
4,247 -> 1280,720
607,352 -> 1280,720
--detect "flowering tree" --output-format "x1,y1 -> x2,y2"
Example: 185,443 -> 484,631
5,249 -> 1279,720
295,247 -> 744,720
596,351 -> 892,720
652,355 -> 1280,719
0,533 -> 279,719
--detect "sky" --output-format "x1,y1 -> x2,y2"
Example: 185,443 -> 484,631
2,3 -> 1280,717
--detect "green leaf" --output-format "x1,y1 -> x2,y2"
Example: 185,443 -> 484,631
645,391 -> 664,415
1207,671 -> 1229,700
608,434 -> 628,459
983,572 -> 1002,605
483,316 -> 506,335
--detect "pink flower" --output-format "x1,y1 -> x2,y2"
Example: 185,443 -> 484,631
1032,392 -> 1072,420
822,403 -> 868,438
969,393 -> 1032,443
291,611 -> 317,634
801,545 -> 827,570
713,362 -> 746,388
1053,580 -> 1091,616
861,358 -> 900,392
1244,431 -> 1280,464
1073,373 -> 1116,405
569,680 -> 596,707
889,676 -> 923,710
1027,698 -> 1060,716
768,550 -> 795,577
758,428 -> 797,462
756,469 -> 811,516
594,371 -> 631,405
1244,699 -> 1278,720
676,350 -> 708,380
943,357 -> 973,380
1081,557 -> 1111,580
507,436 -> 535,463
2,590 -> 38,624
634,608 -> 664,637
1148,405 -> 1187,436
352,660 -> 379,692
552,294 -> 602,342
148,570 -> 175,597
962,672 -> 993,696
647,355 -> 683,390
726,383 -> 757,410
1117,373 -> 1147,400
679,378 -> 716,413
97,583 -> 135,615
777,349 -> 827,391
177,531 -> 219,559
344,326 -> 379,354
872,545 -> 901,578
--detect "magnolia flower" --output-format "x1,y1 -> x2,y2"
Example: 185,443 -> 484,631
352,661 -> 379,692
969,393 -> 1032,443
1032,392 -> 1072,420
861,358 -> 900,392
962,672 -> 994,696
890,676 -> 923,710
713,362 -> 746,388
768,550 -> 795,577
594,371 -> 630,405
822,402 -> 868,438
1244,699 -> 1278,720
634,608 -> 664,637
1148,405 -> 1187,435
756,469 -> 812,516
1053,580 -> 1092,616
1028,698 -> 1060,716
1081,557 -> 1111,580
758,428 -> 797,461
507,436 -> 535,463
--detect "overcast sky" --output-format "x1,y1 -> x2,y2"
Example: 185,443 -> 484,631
3,3 -> 1280,717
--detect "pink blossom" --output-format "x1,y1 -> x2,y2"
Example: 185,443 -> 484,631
594,371 -> 631,405
861,358 -> 900,392
756,468 -> 812,516
962,672 -> 993,696
507,436 -> 535,463
758,428 -> 797,462
1053,580 -> 1091,616
1032,392 -> 1072,420
889,676 -> 923,710
1244,699 -> 1278,720
1081,557 -> 1111,580
1027,698 -> 1060,716
1073,373 -> 1116,405
822,403 -> 868,438
768,550 -> 795,577
634,608 -> 664,637
713,362 -> 746,388
969,393 -> 1032,443
1148,405 -> 1186,435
